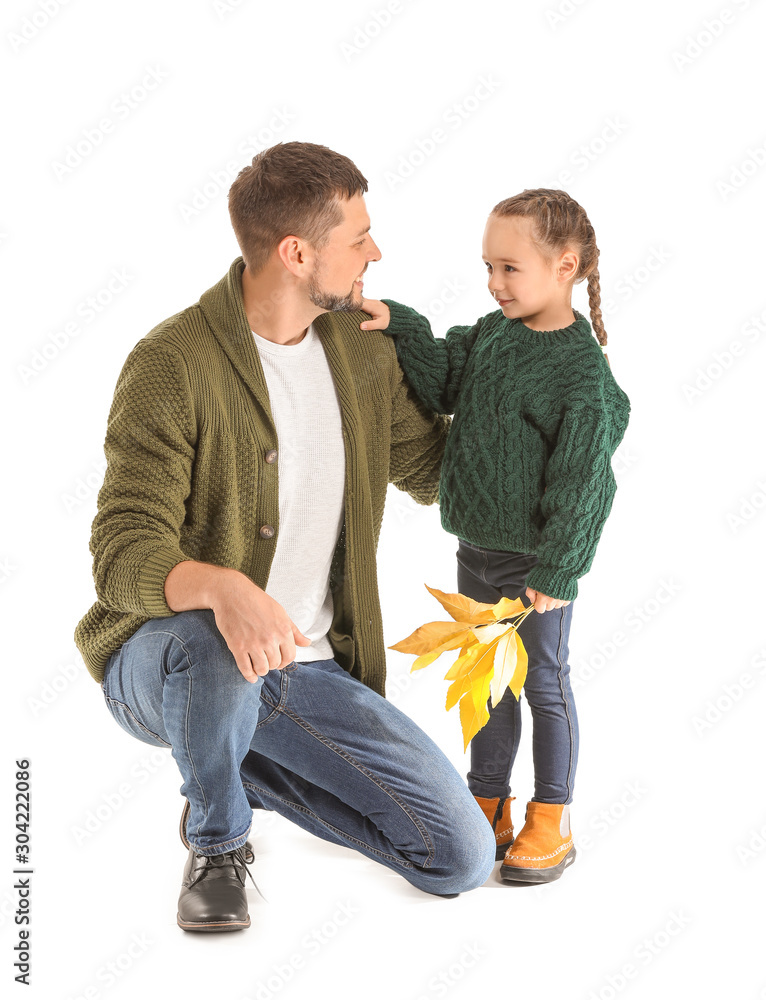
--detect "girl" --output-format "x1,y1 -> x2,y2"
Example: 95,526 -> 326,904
359,188 -> 631,883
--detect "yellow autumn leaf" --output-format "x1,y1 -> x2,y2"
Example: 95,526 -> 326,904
409,626 -> 477,671
388,620 -> 473,656
443,642 -> 483,680
412,648 -> 447,671
509,632 -> 529,699
447,645 -> 495,714
445,667 -> 475,711
464,633 -> 510,703
470,655 -> 496,713
459,689 -> 490,751
491,595 -> 527,620
471,621 -> 513,645
489,629 -> 519,708
423,584 -> 498,625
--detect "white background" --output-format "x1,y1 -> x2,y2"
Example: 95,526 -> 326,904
3,0 -> 766,997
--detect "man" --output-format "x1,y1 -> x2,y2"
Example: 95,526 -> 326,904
73,141 -> 496,932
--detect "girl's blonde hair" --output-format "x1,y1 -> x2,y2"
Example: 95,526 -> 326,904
490,188 -> 608,350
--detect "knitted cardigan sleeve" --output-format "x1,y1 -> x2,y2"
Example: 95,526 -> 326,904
380,298 -> 484,415
525,373 -> 631,602
87,340 -> 196,618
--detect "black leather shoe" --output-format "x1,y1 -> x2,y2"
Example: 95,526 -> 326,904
177,846 -> 255,932
179,798 -> 255,865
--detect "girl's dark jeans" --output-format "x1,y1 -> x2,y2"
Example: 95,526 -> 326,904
456,538 -> 579,804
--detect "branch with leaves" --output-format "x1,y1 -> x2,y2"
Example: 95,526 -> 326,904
388,585 -> 536,750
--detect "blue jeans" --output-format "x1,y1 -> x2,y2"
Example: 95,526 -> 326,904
455,538 -> 579,804
100,609 -> 495,895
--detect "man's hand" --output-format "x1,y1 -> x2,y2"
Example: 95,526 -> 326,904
359,297 -> 390,331
207,571 -> 312,682
525,587 -> 572,613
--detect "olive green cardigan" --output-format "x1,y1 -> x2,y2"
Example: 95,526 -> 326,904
74,257 -> 449,696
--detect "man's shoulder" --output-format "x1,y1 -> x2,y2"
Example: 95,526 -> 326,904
140,302 -> 209,351
119,301 -> 216,379
319,308 -> 399,379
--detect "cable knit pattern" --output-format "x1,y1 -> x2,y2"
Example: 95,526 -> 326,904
380,299 -> 631,601
73,258 -> 449,694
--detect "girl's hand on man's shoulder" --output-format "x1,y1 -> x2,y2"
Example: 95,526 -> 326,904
359,298 -> 390,331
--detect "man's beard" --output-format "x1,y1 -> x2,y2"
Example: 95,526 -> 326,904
307,259 -> 360,312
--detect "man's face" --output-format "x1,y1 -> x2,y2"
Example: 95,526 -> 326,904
307,193 -> 381,312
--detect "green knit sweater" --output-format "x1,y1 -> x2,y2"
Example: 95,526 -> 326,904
73,258 -> 450,695
380,299 -> 631,601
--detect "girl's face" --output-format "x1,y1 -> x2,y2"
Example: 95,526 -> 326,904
481,214 -> 576,326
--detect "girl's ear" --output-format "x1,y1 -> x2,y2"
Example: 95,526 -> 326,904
557,251 -> 579,282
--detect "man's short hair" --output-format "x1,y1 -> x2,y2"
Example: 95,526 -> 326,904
228,141 -> 369,275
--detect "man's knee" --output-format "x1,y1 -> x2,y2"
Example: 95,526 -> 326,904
162,609 -> 240,679
434,800 -> 496,892
167,607 -> 219,639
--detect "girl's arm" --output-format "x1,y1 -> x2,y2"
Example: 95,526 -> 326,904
525,377 -> 631,602
360,297 -> 484,415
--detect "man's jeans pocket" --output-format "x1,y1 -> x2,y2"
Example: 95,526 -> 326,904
101,689 -> 171,748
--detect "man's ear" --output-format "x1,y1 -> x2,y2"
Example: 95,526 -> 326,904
276,235 -> 313,277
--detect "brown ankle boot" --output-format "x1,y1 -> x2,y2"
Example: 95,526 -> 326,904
500,801 -> 576,883
473,795 -> 515,861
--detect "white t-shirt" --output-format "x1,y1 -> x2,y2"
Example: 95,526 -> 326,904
250,321 -> 346,662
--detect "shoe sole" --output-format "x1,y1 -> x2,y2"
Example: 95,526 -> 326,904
500,846 -> 576,883
177,914 -> 251,932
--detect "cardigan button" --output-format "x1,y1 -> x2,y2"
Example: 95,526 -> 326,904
259,524 -> 275,539
265,449 -> 278,463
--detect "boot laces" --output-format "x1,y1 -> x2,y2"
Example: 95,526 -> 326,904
189,845 -> 266,900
